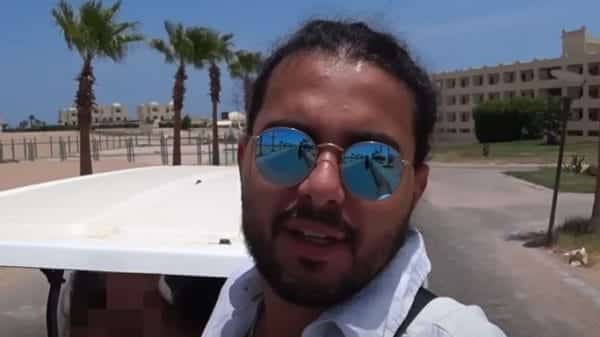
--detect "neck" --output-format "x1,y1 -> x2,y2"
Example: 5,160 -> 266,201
254,283 -> 325,337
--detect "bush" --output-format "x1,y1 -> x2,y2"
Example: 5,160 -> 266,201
474,97 -> 548,143
560,216 -> 593,234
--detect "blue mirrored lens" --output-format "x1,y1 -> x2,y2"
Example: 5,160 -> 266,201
341,142 -> 403,201
255,127 -> 316,186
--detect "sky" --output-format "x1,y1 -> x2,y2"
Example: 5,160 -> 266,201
1,0 -> 599,126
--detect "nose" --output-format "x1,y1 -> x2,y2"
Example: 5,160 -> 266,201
297,149 -> 346,207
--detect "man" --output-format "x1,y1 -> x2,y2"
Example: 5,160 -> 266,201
201,20 -> 507,337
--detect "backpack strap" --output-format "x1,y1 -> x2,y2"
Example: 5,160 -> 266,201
394,287 -> 437,337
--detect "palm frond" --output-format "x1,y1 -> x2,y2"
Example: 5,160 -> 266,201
150,38 -> 175,63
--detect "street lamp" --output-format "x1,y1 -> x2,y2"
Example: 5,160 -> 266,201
546,69 -> 586,246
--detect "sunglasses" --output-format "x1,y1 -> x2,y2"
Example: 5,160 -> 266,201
251,127 -> 411,201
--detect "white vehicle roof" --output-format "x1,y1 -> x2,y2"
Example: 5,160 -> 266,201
0,166 -> 250,277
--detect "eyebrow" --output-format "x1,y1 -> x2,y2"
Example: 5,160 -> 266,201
260,119 -> 402,153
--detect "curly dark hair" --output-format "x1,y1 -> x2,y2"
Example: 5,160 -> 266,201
246,19 -> 437,166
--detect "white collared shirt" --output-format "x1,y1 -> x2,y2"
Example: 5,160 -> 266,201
201,229 -> 507,337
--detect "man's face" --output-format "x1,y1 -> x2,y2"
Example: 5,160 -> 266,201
238,52 -> 429,307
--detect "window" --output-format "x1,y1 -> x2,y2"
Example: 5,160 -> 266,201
567,86 -> 583,99
503,72 -> 515,83
589,85 -> 600,99
567,64 -> 583,74
521,90 -> 535,98
109,117 -> 113,122
539,66 -> 561,80
116,117 -> 121,121
488,73 -> 500,85
460,77 -> 470,88
473,93 -> 484,104
115,108 -> 121,113
589,130 -> 599,137
161,116 -> 165,121
152,107 -> 159,112
146,117 -> 152,123
589,62 -> 600,76
489,92 -> 500,100
504,91 -> 516,99
446,96 -> 457,105
589,108 -> 600,121
153,116 -> 158,120
460,128 -> 470,134
539,88 -> 562,98
520,69 -> 535,82
569,108 -> 583,121
437,113 -> 444,122
460,111 -> 470,122
447,112 -> 457,122
447,128 -> 457,134
446,78 -> 456,89
567,130 -> 584,136
460,95 -> 470,105
94,118 -> 98,122
473,75 -> 484,86
437,128 -> 445,133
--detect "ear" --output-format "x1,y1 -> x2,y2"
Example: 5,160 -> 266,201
412,163 -> 429,203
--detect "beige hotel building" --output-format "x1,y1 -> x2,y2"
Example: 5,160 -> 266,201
433,26 -> 600,142
59,103 -> 129,126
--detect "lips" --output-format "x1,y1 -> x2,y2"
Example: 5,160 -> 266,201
283,219 -> 347,243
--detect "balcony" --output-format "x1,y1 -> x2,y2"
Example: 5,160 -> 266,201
538,66 -> 562,80
589,85 -> 600,99
472,75 -> 484,86
566,64 -> 583,74
589,62 -> 600,76
521,90 -> 535,98
488,92 -> 501,101
589,108 -> 600,121
460,111 -> 470,122
446,78 -> 456,89
520,69 -> 535,82
488,73 -> 500,85
460,77 -> 470,88
503,71 -> 516,84
446,96 -> 457,106
569,108 -> 583,121
504,91 -> 516,99
447,112 -> 457,122
460,95 -> 470,105
473,93 -> 484,104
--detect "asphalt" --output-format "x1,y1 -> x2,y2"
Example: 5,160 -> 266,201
415,166 -> 599,337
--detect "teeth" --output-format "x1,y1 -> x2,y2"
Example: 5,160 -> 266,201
302,230 -> 327,239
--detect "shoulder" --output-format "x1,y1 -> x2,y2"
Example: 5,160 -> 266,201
406,297 -> 507,337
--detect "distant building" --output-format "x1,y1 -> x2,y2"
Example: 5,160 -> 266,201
433,26 -> 600,142
58,103 -> 129,126
136,101 -> 175,124
218,111 -> 246,128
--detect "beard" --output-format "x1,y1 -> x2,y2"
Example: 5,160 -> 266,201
241,192 -> 412,308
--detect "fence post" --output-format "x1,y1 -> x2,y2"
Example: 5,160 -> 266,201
208,135 -> 212,165
135,135 -> 138,146
68,136 -> 71,154
50,136 -> 53,158
23,138 -> 27,160
0,141 -> 3,162
11,139 -> 15,161
196,135 -> 202,165
148,133 -> 151,146
118,135 -> 122,148
105,136 -> 109,150
76,136 -> 79,153
33,137 -> 38,159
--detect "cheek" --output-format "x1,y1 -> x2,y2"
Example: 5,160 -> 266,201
241,162 -> 297,234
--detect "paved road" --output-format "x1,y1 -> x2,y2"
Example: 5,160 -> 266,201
1,166 -> 599,337
414,166 -> 599,337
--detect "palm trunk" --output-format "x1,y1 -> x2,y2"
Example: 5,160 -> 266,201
209,62 -> 221,165
591,125 -> 600,233
76,57 -> 95,176
172,63 -> 186,166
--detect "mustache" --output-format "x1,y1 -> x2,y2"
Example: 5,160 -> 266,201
273,200 -> 356,240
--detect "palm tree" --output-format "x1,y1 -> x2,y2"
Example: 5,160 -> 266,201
28,115 -> 35,128
228,50 -> 262,113
188,28 -> 234,165
52,0 -> 143,175
150,22 -> 204,166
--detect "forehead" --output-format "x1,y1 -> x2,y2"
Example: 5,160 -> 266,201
254,52 -> 416,155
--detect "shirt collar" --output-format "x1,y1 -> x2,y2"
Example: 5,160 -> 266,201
216,228 -> 431,337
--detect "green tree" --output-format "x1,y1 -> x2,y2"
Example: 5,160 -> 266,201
188,28 -> 234,165
228,50 -> 262,113
150,21 -> 205,166
52,0 -> 143,175
181,115 -> 192,130
542,97 -> 562,145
